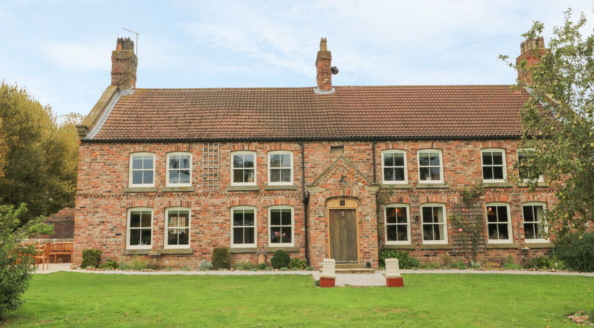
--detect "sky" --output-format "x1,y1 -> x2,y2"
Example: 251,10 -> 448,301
1,0 -> 593,117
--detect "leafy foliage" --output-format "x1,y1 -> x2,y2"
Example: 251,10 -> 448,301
530,256 -> 566,270
198,259 -> 213,271
0,204 -> 53,318
270,250 -> 290,269
288,258 -> 307,270
502,256 -> 523,270
81,249 -> 102,268
555,232 -> 594,272
500,9 -> 594,238
0,82 -> 82,223
451,260 -> 468,270
378,250 -> 420,269
212,247 -> 230,270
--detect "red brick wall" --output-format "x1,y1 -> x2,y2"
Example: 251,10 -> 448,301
74,139 -> 556,268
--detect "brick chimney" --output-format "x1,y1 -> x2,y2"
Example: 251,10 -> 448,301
316,38 -> 333,92
516,37 -> 547,85
111,37 -> 137,89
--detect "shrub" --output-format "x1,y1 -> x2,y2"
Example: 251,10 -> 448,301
257,263 -> 267,270
306,266 -> 314,271
378,250 -> 420,269
234,261 -> 257,270
81,249 -> 102,268
271,250 -> 290,269
555,232 -> 594,272
279,267 -> 288,271
289,258 -> 307,270
99,259 -> 119,270
132,256 -> 146,271
314,279 -> 320,286
502,256 -> 523,270
470,261 -> 482,270
451,260 -> 467,270
198,260 -> 213,271
181,267 -> 191,271
212,247 -> 231,270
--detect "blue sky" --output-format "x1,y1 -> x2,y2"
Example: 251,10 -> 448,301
1,0 -> 592,117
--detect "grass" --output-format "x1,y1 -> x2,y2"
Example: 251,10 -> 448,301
2,273 -> 593,327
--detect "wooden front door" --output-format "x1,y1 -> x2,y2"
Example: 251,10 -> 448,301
329,209 -> 358,263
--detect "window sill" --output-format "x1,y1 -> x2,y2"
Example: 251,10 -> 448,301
161,248 -> 193,255
265,246 -> 300,253
517,182 -> 548,188
124,249 -> 151,255
524,242 -> 553,249
124,187 -> 158,193
264,185 -> 298,191
384,244 -> 415,250
227,185 -> 260,192
483,182 -> 513,188
380,183 -> 413,189
229,247 -> 258,254
416,183 -> 449,189
420,244 -> 453,250
162,186 -> 195,192
486,243 -> 518,249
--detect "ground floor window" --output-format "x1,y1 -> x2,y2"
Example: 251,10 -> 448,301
486,203 -> 512,243
385,204 -> 410,244
127,208 -> 153,249
523,203 -> 548,242
166,208 -> 190,248
421,204 -> 447,244
232,207 -> 256,247
269,206 -> 293,246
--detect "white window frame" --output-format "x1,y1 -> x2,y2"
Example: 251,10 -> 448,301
126,207 -> 153,250
420,203 -> 448,245
268,205 -> 294,247
522,202 -> 549,243
485,202 -> 513,244
166,152 -> 192,187
164,207 -> 191,249
268,151 -> 293,186
230,206 -> 257,248
417,149 -> 444,184
384,204 -> 411,245
129,152 -> 156,187
480,148 -> 507,183
231,151 -> 257,186
517,149 -> 544,183
381,150 -> 408,185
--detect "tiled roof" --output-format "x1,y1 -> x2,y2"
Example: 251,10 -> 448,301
91,85 -> 529,141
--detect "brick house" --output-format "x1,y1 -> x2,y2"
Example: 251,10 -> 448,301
74,37 -> 555,269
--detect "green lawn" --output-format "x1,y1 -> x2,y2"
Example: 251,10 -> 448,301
2,273 -> 593,327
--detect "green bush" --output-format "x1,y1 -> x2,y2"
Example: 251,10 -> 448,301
555,232 -> 594,272
198,260 -> 213,271
451,260 -> 467,270
212,247 -> 231,270
99,259 -> 119,270
81,249 -> 102,268
279,267 -> 288,271
257,263 -> 267,270
502,256 -> 523,270
306,266 -> 314,271
289,258 -> 307,270
378,250 -> 420,269
132,256 -> 146,271
234,261 -> 257,270
271,250 -> 290,269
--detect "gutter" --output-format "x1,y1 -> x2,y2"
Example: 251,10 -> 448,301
372,140 -> 378,183
299,141 -> 310,266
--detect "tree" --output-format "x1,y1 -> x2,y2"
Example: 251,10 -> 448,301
0,118 -> 7,180
0,204 -> 53,318
0,82 -> 81,223
501,8 -> 594,239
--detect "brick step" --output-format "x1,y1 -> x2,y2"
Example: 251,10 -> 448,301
335,268 -> 376,274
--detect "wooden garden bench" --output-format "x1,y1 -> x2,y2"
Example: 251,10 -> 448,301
49,242 -> 73,263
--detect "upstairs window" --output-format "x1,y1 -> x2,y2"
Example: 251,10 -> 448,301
421,204 -> 448,244
518,149 -> 544,182
129,153 -> 155,187
232,152 -> 256,185
231,207 -> 256,247
481,149 -> 507,182
382,150 -> 408,184
268,151 -> 293,185
385,204 -> 411,245
523,203 -> 548,242
167,153 -> 192,187
486,203 -> 513,243
165,208 -> 190,248
127,208 -> 153,249
418,150 -> 444,183
269,206 -> 294,246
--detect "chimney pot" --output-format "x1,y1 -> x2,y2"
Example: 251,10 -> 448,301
315,37 -> 333,93
111,37 -> 138,89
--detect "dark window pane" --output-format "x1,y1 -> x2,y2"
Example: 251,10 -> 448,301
498,224 -> 509,239
144,157 -> 153,169
169,156 -> 179,169
270,169 -> 280,182
433,225 -> 441,240
167,229 -> 177,245
169,170 -> 179,184
271,210 -> 281,225
270,154 -> 280,167
487,206 -> 497,222
483,167 -> 493,180
130,212 -> 141,227
397,225 -> 408,241
433,207 -> 442,222
233,155 -> 243,168
244,228 -> 255,244
281,210 -> 291,225
141,229 -> 151,245
271,227 -> 281,243
524,223 -> 536,239
422,207 -> 433,223
497,206 -> 508,223
420,168 -> 430,180
482,152 -> 493,165
488,224 -> 498,239
244,169 -> 254,183
423,226 -> 433,240
493,167 -> 504,180
430,168 -> 440,180
386,226 -> 397,241
394,168 -> 405,181
430,154 -> 440,166
384,168 -> 394,181
244,210 -> 254,226
419,154 -> 429,166
394,154 -> 404,166
243,155 -> 254,168
130,230 -> 141,245
281,169 -> 291,182
384,153 -> 394,166
396,207 -> 407,223
141,212 -> 152,227
234,169 -> 244,183
180,156 -> 190,169
178,229 -> 189,245
386,208 -> 396,224
523,206 -> 534,222
281,154 -> 291,167
233,211 -> 243,226
493,152 -> 503,165
233,228 -> 243,244
281,227 -> 292,243
180,170 -> 190,183
132,171 -> 143,184
143,171 -> 153,184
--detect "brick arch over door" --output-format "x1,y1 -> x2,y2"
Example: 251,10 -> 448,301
320,189 -> 366,203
